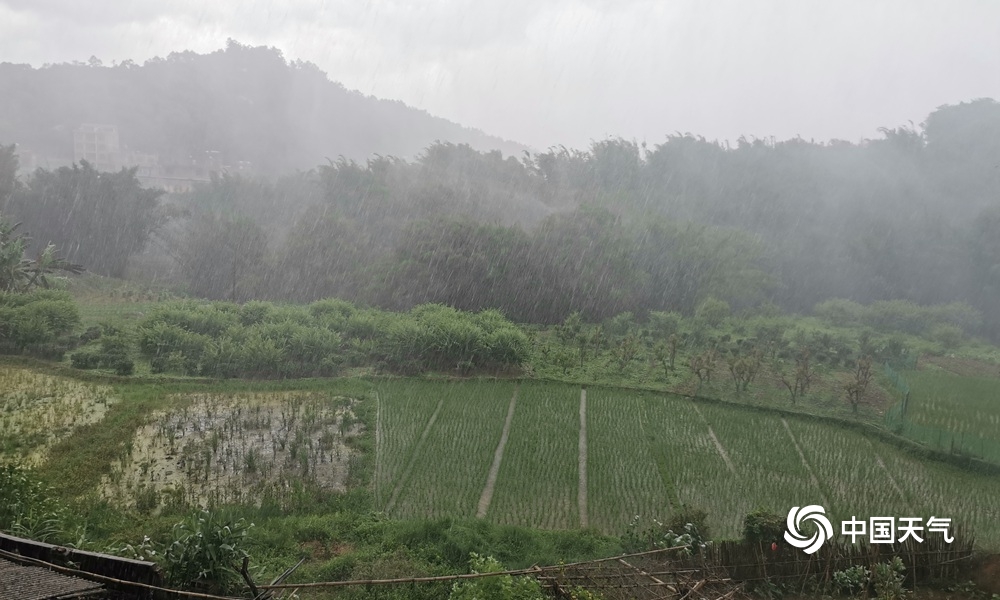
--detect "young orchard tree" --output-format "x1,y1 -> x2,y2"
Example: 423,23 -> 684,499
614,332 -> 642,370
727,346 -> 764,393
845,355 -> 874,414
689,347 -> 717,386
779,347 -> 814,405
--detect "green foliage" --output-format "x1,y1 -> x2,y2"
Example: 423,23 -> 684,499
604,311 -> 635,338
872,557 -> 906,600
930,323 -> 964,348
161,509 -> 254,594
815,298 -> 865,327
449,554 -> 545,600
742,509 -> 785,544
0,464 -> 70,543
832,565 -> 870,596
4,164 -> 162,278
833,558 -> 905,600
647,311 -> 682,340
0,290 -> 80,357
621,506 -> 709,555
695,297 -> 730,328
128,299 -> 529,378
822,299 -> 985,338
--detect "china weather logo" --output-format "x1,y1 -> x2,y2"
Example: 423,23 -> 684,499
784,505 -> 834,554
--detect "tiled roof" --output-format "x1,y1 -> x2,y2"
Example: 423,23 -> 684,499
0,557 -> 105,600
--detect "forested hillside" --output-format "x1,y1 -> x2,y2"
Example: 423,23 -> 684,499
2,93 -> 1000,338
0,40 -> 525,172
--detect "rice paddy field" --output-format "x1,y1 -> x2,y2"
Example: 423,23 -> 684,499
3,364 -> 999,549
0,365 -> 118,464
893,370 -> 1000,463
375,379 -> 1000,548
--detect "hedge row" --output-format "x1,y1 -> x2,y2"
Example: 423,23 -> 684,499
126,299 -> 530,378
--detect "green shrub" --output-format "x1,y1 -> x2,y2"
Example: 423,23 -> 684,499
71,349 -> 103,369
695,297 -> 730,328
814,298 -> 864,326
0,464 -> 70,543
449,554 -> 545,600
742,509 -> 785,544
647,311 -> 682,340
833,565 -> 870,596
604,311 -> 635,338
161,510 -> 254,594
930,324 -> 964,349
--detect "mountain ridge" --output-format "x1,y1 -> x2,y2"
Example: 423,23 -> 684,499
0,40 -> 529,175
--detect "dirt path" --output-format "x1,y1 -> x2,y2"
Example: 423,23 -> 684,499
781,418 -> 830,507
873,449 -> 907,503
385,397 -> 444,515
476,386 -> 519,518
691,402 -> 737,475
578,387 -> 589,528
374,391 -> 383,507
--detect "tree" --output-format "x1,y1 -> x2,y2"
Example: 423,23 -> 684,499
845,355 -> 873,414
178,213 -> 267,301
0,215 -> 83,292
5,163 -> 164,277
778,348 -> 813,405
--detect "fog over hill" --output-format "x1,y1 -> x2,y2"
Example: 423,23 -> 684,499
0,40 -> 528,175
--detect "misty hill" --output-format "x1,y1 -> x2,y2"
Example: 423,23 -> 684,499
0,40 -> 527,174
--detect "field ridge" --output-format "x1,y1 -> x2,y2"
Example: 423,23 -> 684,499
782,418 -> 830,507
578,387 -> 588,528
693,403 -> 737,475
385,396 -> 444,514
476,386 -> 519,518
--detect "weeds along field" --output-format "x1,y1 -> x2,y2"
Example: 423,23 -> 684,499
101,391 -> 362,510
373,380 -> 1000,548
0,366 -> 118,464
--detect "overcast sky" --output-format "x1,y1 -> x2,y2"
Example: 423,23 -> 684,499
2,0 -> 998,151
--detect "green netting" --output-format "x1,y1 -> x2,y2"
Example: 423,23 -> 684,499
883,364 -> 1000,465
883,362 -> 910,397
886,416 -> 1000,464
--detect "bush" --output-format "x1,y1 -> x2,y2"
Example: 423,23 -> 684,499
647,311 -> 682,340
71,349 -> 103,369
449,554 -> 545,600
930,324 -> 964,349
604,311 -> 636,338
0,464 -> 70,543
695,297 -> 730,328
814,298 -> 864,326
162,510 -> 253,594
742,509 -> 785,544
0,291 -> 80,355
833,565 -> 870,596
622,505 -> 710,555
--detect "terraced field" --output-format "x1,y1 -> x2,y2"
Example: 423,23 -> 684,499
374,379 -> 1000,547
5,366 -> 996,548
894,370 -> 1000,463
